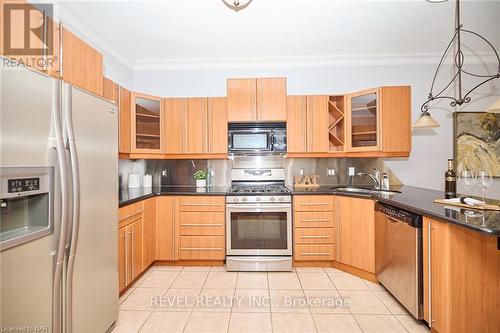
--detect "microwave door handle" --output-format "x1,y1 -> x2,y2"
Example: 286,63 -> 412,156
270,131 -> 275,151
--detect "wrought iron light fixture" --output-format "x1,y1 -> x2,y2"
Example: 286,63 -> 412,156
414,0 -> 500,128
222,0 -> 253,12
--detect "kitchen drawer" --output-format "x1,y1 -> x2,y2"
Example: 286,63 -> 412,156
179,236 -> 225,260
119,201 -> 143,228
294,228 -> 334,244
294,244 -> 335,261
293,195 -> 334,212
179,212 -> 225,236
179,196 -> 225,212
294,211 -> 334,228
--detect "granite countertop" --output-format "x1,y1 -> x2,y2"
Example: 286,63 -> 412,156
119,184 -> 500,236
119,186 -> 229,207
290,185 -> 500,236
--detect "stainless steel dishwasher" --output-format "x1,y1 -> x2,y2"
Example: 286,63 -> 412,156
375,202 -> 423,319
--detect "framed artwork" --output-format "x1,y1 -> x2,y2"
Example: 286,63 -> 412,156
453,112 -> 500,177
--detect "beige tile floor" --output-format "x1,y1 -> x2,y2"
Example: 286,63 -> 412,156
115,265 -> 430,333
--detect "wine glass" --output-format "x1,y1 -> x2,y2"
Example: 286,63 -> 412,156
477,170 -> 493,202
459,170 -> 476,197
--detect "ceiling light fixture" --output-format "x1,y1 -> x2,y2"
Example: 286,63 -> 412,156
222,0 -> 253,12
414,0 -> 500,128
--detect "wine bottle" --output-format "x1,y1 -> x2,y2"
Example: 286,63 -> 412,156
445,159 -> 457,198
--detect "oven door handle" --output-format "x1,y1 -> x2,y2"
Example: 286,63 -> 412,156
226,204 -> 291,210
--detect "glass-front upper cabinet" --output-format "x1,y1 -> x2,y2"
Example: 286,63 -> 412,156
131,93 -> 162,153
347,88 -> 380,151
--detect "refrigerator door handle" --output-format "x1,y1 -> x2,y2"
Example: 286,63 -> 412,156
52,80 -> 69,333
63,83 -> 81,333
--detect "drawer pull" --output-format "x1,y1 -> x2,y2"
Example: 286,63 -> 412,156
300,219 -> 331,222
300,203 -> 330,206
181,203 -> 223,207
300,235 -> 331,239
181,223 -> 223,227
300,252 -> 332,256
181,247 -> 224,251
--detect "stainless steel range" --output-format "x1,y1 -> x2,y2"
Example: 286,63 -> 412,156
226,157 -> 292,271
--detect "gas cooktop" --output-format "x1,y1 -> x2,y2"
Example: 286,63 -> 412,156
227,184 -> 291,195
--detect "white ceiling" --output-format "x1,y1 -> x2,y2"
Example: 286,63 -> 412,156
56,0 -> 500,70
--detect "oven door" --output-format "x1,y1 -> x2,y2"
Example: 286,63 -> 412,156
228,130 -> 273,154
226,203 -> 292,256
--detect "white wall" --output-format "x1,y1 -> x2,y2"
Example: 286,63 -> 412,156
133,62 -> 500,199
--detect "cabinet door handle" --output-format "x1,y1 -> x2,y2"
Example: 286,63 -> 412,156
301,252 -> 332,256
128,230 -> 133,279
59,22 -> 64,77
41,10 -> 47,71
300,219 -> 331,223
300,235 -> 331,239
122,233 -> 127,285
181,203 -> 223,207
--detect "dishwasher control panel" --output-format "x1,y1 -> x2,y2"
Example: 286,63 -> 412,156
375,202 -> 422,228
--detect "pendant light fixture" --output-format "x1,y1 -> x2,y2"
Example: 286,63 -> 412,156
414,0 -> 500,128
222,0 -> 253,11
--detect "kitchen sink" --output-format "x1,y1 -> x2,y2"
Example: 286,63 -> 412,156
331,187 -> 373,194
331,187 -> 401,196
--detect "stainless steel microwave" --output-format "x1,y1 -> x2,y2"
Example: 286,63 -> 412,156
228,123 -> 286,155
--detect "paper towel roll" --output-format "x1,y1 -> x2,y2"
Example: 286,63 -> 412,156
128,173 -> 140,189
143,174 -> 152,188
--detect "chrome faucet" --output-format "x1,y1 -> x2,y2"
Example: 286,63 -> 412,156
357,172 -> 381,189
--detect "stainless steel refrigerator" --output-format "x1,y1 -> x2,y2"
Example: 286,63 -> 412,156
0,62 -> 118,333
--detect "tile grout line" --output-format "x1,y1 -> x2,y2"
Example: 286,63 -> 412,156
294,268 -> 319,333
226,270 -> 238,333
266,271 -> 274,333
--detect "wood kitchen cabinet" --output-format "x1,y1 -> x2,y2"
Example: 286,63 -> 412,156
423,217 -> 450,333
119,86 -> 131,155
103,77 -> 119,104
207,97 -> 228,154
293,196 -> 335,262
118,201 -> 144,292
423,217 -> 500,333
142,197 -> 156,269
162,97 -> 227,156
131,92 -> 163,154
118,227 -> 127,292
345,86 -> 411,154
227,77 -> 286,122
155,196 -> 178,261
186,98 -> 208,153
334,195 -> 375,273
62,27 -> 103,96
287,95 -> 329,153
178,196 -> 225,260
118,219 -> 144,288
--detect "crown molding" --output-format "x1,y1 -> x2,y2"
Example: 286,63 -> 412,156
133,52 -> 499,71
55,1 -> 135,70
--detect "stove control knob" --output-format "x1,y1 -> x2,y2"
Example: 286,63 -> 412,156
242,197 -> 248,202
233,197 -> 239,202
278,197 -> 284,202
256,197 -> 261,202
270,197 -> 276,202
